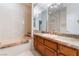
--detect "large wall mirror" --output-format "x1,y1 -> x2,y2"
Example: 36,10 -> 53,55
33,3 -> 79,37
33,4 -> 48,33
48,3 -> 67,33
47,3 -> 79,36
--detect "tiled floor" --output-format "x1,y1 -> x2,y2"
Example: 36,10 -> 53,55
0,39 -> 40,56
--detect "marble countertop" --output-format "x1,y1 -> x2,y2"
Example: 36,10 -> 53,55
34,33 -> 79,49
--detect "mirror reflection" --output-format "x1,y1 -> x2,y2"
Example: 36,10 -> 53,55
33,3 -> 79,35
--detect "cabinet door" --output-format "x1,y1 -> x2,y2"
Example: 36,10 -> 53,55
44,40 -> 58,51
58,45 -> 77,56
37,42 -> 45,55
45,46 -> 57,56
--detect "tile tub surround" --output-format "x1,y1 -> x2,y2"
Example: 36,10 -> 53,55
34,33 -> 79,50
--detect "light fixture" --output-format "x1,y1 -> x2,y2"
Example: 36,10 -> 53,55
53,5 -> 58,8
46,3 -> 53,7
50,3 -> 61,9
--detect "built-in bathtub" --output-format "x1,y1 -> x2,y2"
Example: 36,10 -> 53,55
0,40 -> 31,56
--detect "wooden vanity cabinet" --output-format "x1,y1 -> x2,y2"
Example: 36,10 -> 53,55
34,35 -> 58,56
58,44 -> 78,56
34,35 -> 45,55
34,35 -> 79,56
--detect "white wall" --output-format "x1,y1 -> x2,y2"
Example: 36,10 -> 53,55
24,4 -> 32,35
67,4 -> 79,35
0,4 -> 25,42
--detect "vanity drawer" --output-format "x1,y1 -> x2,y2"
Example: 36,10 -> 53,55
58,45 -> 77,56
45,46 -> 57,56
44,39 -> 58,51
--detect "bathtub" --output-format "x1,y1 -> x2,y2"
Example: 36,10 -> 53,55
0,40 -> 32,56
